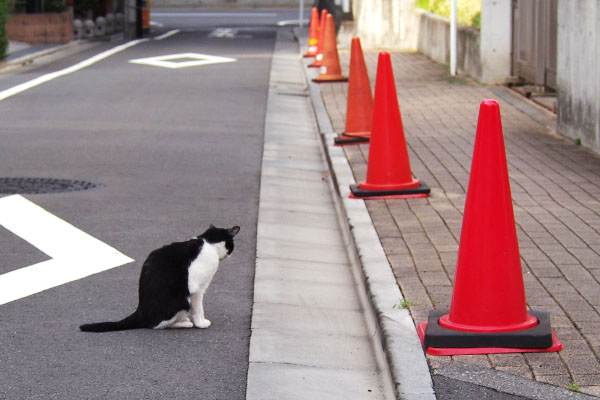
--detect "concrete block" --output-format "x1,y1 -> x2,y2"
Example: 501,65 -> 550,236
251,302 -> 368,337
253,278 -> 361,311
246,362 -> 386,400
249,330 -> 378,371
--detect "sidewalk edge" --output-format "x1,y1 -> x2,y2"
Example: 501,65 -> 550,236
295,30 -> 436,400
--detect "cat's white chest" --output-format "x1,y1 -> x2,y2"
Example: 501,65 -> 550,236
188,241 -> 219,294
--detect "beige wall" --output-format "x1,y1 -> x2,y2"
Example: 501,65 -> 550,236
556,0 -> 600,153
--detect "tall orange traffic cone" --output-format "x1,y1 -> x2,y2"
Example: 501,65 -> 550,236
308,9 -> 328,68
335,37 -> 372,145
349,52 -> 429,199
312,14 -> 347,83
417,100 -> 563,355
303,8 -> 320,58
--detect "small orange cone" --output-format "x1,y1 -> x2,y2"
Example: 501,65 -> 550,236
303,8 -> 320,58
349,52 -> 429,199
312,14 -> 348,83
417,100 -> 563,355
335,37 -> 372,145
308,9 -> 328,68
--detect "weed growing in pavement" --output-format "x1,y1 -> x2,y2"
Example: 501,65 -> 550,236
393,299 -> 416,309
568,381 -> 580,392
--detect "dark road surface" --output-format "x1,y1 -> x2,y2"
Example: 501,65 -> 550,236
0,9 -> 300,399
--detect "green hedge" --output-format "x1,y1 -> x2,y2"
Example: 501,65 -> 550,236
415,0 -> 481,29
0,0 -> 8,60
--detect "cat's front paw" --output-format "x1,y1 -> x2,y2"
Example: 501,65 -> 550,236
194,318 -> 211,329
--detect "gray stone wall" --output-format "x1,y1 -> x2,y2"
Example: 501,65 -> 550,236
556,0 -> 600,153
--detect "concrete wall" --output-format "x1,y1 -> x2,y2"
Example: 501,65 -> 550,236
414,9 -> 482,80
556,0 -> 600,153
344,0 -> 416,50
340,0 -> 482,81
6,11 -> 74,44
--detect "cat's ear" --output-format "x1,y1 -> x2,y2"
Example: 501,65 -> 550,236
228,226 -> 240,237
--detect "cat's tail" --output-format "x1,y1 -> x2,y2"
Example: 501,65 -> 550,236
79,312 -> 141,332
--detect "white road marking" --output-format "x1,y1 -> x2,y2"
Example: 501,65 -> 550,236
155,29 -> 180,40
129,53 -> 237,69
0,195 -> 133,306
208,28 -> 252,39
277,19 -> 310,26
209,28 -> 238,38
0,39 -> 148,103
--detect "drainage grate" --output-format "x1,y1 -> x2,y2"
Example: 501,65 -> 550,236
0,178 -> 100,194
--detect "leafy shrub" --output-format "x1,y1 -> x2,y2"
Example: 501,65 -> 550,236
74,0 -> 98,18
415,0 -> 481,29
0,0 -> 8,60
45,0 -> 67,12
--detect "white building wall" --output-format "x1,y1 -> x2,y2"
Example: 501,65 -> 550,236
556,0 -> 600,153
479,0 -> 512,84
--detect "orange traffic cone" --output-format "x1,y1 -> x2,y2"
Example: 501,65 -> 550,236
308,9 -> 328,68
417,100 -> 563,355
335,37 -> 372,145
312,14 -> 347,83
303,8 -> 320,58
349,52 -> 429,199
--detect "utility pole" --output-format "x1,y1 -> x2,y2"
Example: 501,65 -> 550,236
450,0 -> 457,76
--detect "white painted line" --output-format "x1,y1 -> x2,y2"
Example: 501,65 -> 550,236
0,38 -> 147,102
152,12 -> 278,18
277,19 -> 310,27
154,29 -> 180,40
0,195 -> 133,306
208,28 -> 252,39
129,52 -> 237,69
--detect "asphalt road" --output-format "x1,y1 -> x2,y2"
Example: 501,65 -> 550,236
0,10 -> 299,399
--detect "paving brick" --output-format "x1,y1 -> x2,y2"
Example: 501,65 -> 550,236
380,237 -> 411,255
451,355 -> 492,369
495,366 -> 534,380
489,353 -> 529,368
426,355 -> 453,371
525,353 -> 569,374
534,375 -> 575,387
561,340 -> 597,355
562,354 -> 600,376
578,384 -> 600,397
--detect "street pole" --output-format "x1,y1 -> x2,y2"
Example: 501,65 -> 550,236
450,0 -> 457,76
299,0 -> 304,28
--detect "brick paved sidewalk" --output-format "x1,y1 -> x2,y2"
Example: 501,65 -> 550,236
320,50 -> 600,397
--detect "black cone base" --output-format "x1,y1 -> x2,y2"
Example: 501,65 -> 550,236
349,181 -> 430,199
423,309 -> 554,349
334,134 -> 370,145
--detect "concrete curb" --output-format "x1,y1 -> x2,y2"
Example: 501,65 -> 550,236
295,29 -> 436,400
0,34 -> 124,75
433,363 -> 597,400
0,41 -> 84,74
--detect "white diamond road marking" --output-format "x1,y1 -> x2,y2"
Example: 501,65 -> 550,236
0,195 -> 133,306
209,28 -> 238,38
129,53 -> 237,69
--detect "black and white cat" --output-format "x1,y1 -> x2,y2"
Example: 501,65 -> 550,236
80,225 -> 240,332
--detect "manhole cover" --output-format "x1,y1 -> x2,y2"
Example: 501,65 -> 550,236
0,178 -> 100,194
